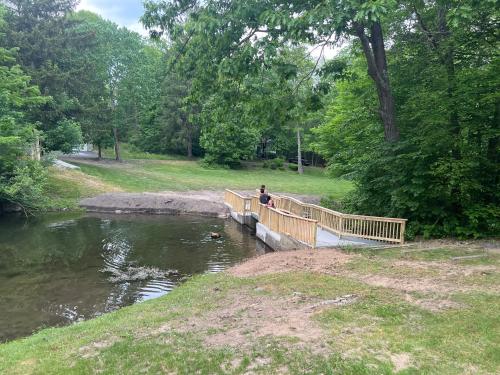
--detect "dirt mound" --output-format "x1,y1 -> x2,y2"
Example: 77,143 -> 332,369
227,248 -> 353,277
80,191 -> 229,217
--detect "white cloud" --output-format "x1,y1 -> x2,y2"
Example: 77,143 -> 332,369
76,0 -> 101,14
76,0 -> 147,35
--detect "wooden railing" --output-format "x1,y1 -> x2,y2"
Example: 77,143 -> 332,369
224,190 -> 250,215
226,189 -> 407,246
275,196 -> 406,244
255,202 -> 317,248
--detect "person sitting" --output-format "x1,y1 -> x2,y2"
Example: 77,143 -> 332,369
266,197 -> 275,208
259,188 -> 270,204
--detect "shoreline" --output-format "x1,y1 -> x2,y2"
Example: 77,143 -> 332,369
0,241 -> 498,374
79,191 -> 230,218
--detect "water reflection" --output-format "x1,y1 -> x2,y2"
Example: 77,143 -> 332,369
0,212 -> 269,342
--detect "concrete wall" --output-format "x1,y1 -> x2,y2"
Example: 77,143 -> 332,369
256,223 -> 308,251
227,204 -> 309,251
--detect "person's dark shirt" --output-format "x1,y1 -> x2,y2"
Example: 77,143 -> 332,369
259,193 -> 269,204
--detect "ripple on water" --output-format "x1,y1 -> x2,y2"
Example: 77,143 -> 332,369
0,213 -> 267,342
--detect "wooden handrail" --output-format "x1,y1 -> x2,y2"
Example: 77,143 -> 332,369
224,189 -> 251,215
274,195 -> 407,243
226,189 -> 407,245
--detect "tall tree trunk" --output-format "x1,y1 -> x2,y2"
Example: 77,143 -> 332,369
354,21 -> 399,142
113,127 -> 121,161
297,128 -> 303,175
97,144 -> 102,159
31,131 -> 41,161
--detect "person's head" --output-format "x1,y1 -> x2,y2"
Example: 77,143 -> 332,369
260,188 -> 265,194
261,184 -> 265,190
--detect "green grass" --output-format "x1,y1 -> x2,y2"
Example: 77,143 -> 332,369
45,143 -> 352,207
74,160 -> 352,198
43,167 -> 118,210
101,143 -> 189,161
1,247 -> 498,374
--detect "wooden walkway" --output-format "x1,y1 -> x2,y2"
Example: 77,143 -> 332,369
224,190 -> 407,249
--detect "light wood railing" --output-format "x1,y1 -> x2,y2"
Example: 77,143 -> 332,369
275,196 -> 406,244
227,190 -> 407,246
224,189 -> 250,215
253,200 -> 317,248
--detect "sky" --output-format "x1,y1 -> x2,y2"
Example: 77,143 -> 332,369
76,0 -> 147,35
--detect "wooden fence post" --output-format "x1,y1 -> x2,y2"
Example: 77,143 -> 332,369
400,221 -> 406,244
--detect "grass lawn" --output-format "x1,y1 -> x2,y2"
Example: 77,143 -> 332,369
1,244 -> 498,374
73,160 -> 352,197
44,167 -> 123,209
46,144 -> 353,208
46,158 -> 352,209
100,144 -> 189,161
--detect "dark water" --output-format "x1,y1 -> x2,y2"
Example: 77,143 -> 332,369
0,213 -> 267,342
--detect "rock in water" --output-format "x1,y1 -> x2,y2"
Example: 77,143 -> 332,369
210,232 -> 221,239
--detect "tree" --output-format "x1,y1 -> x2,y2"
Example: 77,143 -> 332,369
3,1 -> 88,134
312,1 -> 499,237
72,11 -> 152,161
137,69 -> 201,158
142,0 -> 401,142
0,4 -> 48,211
44,119 -> 82,154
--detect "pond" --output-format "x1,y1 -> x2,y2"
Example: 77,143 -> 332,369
0,213 -> 267,342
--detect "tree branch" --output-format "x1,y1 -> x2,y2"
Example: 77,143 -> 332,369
352,22 -> 384,87
293,34 -> 334,92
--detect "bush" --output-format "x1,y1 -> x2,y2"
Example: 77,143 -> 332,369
45,119 -> 82,154
288,163 -> 298,171
320,196 -> 343,211
262,160 -> 269,168
268,157 -> 284,170
274,157 -> 284,168
0,161 -> 47,212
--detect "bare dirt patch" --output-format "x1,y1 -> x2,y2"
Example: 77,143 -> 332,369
390,353 -> 412,372
172,287 -> 353,354
228,249 -> 353,277
78,337 -> 118,359
80,191 -> 229,218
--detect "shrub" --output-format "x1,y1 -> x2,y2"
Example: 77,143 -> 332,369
320,196 -> 343,211
262,161 -> 269,168
0,161 -> 47,212
273,157 -> 284,168
45,119 -> 82,154
269,157 -> 284,170
288,163 -> 298,171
